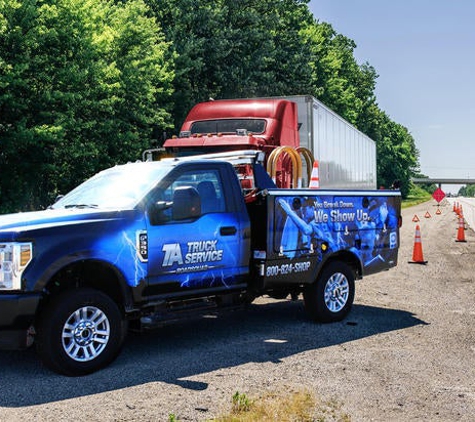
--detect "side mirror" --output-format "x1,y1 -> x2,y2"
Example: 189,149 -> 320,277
172,186 -> 201,220
148,200 -> 172,225
154,201 -> 172,212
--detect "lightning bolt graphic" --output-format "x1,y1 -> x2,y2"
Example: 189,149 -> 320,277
112,231 -> 147,287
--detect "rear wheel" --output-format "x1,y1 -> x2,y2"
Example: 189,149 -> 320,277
36,288 -> 126,376
304,261 -> 355,322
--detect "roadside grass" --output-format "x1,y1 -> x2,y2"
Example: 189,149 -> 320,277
168,389 -> 351,422
214,389 -> 351,421
402,185 -> 431,209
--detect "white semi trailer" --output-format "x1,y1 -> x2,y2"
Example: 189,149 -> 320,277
283,95 -> 377,189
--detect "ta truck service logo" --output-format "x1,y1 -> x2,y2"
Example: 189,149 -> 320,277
162,240 -> 224,273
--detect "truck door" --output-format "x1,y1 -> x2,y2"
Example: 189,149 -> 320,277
145,165 -> 249,295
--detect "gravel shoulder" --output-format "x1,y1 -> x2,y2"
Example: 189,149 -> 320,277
1,199 -> 474,421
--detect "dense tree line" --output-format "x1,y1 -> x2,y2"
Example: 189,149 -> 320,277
0,0 -> 419,213
458,185 -> 475,197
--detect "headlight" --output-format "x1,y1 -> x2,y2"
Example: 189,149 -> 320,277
0,243 -> 33,290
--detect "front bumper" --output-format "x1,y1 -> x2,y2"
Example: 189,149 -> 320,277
0,293 -> 41,349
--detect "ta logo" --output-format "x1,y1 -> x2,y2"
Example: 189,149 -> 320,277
162,243 -> 183,267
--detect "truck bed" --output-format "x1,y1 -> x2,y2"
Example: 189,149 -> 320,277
250,188 -> 401,289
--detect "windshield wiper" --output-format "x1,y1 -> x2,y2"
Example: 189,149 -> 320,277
64,204 -> 99,209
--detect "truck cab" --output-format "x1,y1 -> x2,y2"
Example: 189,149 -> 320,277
164,98 -> 299,154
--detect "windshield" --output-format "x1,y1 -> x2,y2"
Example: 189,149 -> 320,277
51,162 -> 171,210
190,119 -> 266,134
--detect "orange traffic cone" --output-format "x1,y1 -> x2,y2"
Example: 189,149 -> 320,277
309,160 -> 320,189
409,225 -> 427,264
455,215 -> 467,242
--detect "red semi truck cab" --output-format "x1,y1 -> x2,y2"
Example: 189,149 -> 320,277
164,98 -> 300,155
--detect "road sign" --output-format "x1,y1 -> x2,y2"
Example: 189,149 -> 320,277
432,187 -> 446,203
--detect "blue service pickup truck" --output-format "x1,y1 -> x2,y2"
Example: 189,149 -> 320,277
0,152 -> 401,375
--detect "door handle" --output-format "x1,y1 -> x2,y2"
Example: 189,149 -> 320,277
220,226 -> 237,236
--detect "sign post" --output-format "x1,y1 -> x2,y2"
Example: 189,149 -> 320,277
432,188 -> 445,215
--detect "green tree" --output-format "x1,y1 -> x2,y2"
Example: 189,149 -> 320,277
301,20 -> 379,126
411,172 -> 437,194
459,185 -> 475,197
368,109 -> 419,197
0,0 -> 174,212
147,0 -> 216,130
1,0 -> 422,210
149,0 -> 314,131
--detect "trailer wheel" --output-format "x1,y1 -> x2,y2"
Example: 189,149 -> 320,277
304,261 -> 355,323
36,288 -> 126,376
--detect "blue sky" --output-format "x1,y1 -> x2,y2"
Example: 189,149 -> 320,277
308,0 -> 475,193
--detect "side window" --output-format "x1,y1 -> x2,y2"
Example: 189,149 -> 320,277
195,173 -> 225,214
162,169 -> 225,218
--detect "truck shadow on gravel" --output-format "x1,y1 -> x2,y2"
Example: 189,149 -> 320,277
0,300 -> 427,407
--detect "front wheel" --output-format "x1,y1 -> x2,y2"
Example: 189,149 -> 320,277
304,261 -> 355,323
36,288 -> 126,376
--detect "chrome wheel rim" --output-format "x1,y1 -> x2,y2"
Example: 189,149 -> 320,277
61,306 -> 110,362
324,272 -> 350,313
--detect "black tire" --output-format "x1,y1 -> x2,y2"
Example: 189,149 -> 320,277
303,261 -> 355,323
36,288 -> 126,376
